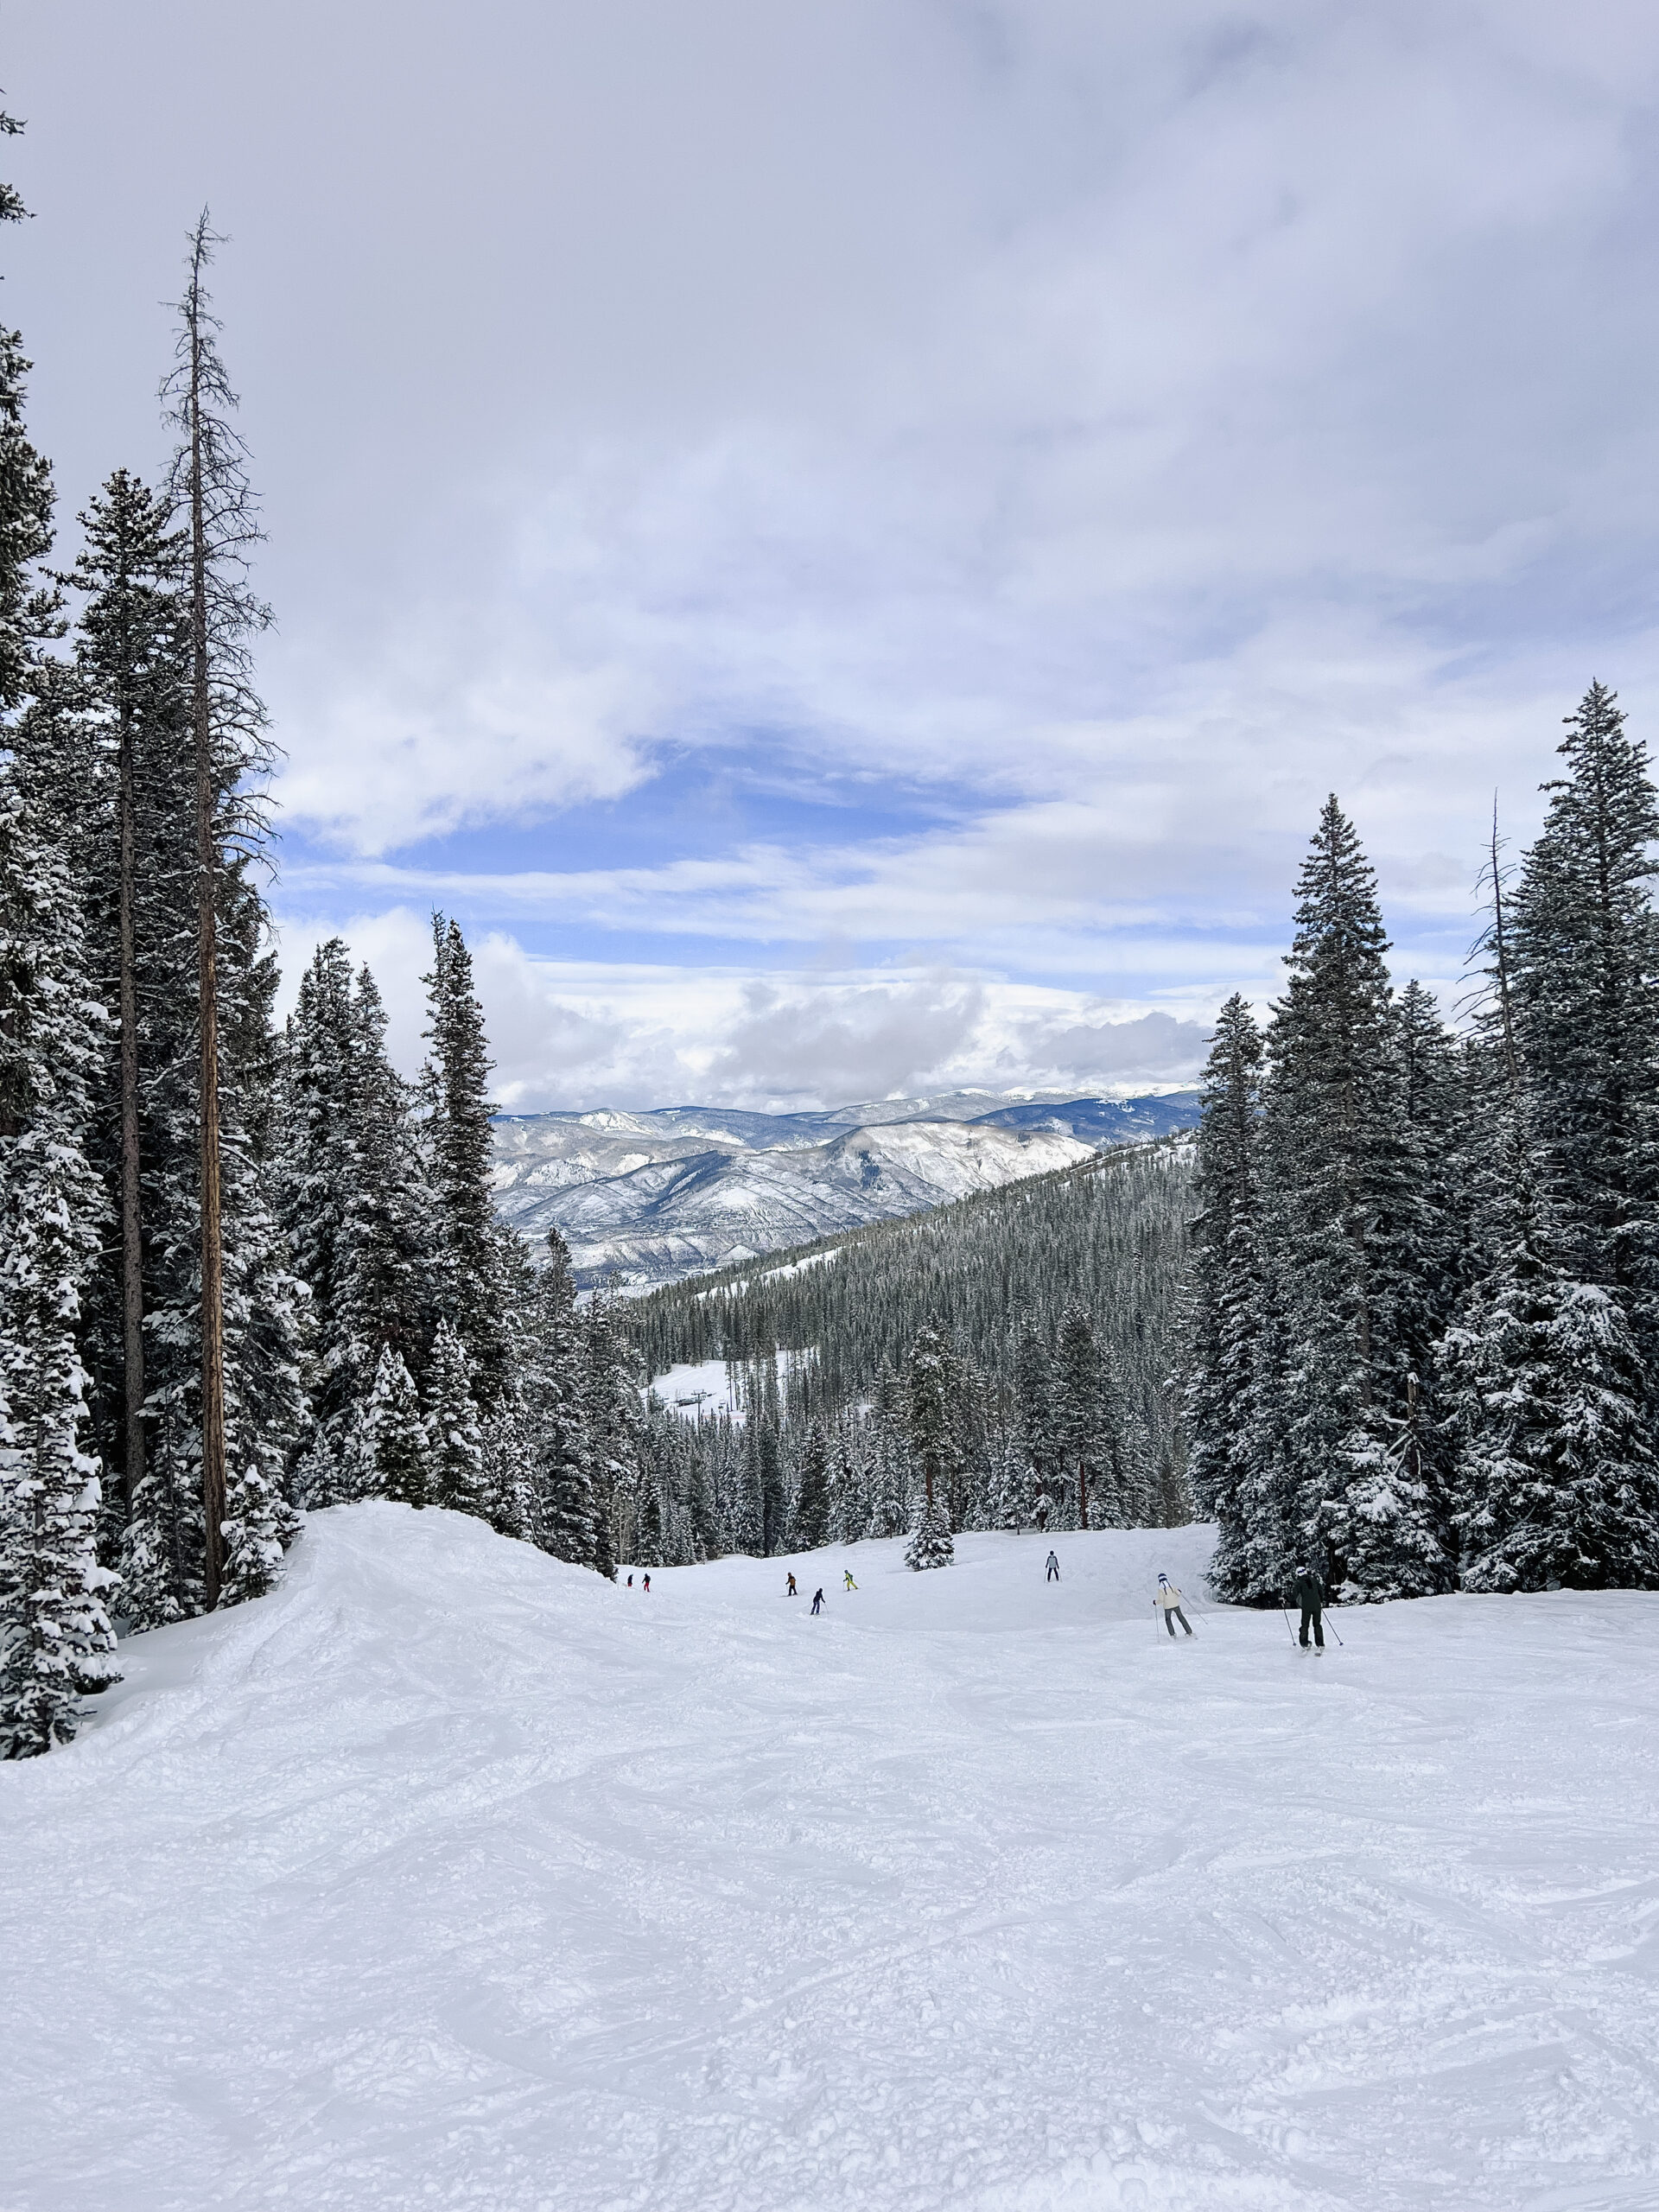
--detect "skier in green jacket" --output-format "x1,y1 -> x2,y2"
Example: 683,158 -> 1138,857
842,1569 -> 857,1591
1292,1567 -> 1326,1650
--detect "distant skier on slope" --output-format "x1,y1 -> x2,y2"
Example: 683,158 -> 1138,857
1291,1566 -> 1325,1650
786,1573 -> 798,1597
1155,1573 -> 1194,1637
1046,1550 -> 1060,1582
810,1587 -> 825,1614
642,1574 -> 652,1595
843,1570 -> 857,1591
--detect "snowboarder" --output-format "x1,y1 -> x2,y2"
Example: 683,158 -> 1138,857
1046,1550 -> 1060,1582
1155,1573 -> 1193,1637
810,1587 -> 824,1614
1292,1565 -> 1325,1650
842,1570 -> 857,1592
786,1573 -> 798,1597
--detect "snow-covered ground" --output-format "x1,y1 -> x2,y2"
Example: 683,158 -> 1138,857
648,1346 -> 813,1420
4,1507 -> 1656,2212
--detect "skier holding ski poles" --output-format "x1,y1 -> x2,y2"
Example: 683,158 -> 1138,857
1291,1565 -> 1326,1651
1154,1573 -> 1194,1637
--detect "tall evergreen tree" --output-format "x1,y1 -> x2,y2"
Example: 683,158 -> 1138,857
1440,1096 -> 1659,1591
524,1232 -> 597,1563
0,189 -> 121,1755
423,914 -> 507,1398
1052,1300 -> 1110,1529
1012,1313 -> 1058,1527
1185,995 -> 1271,1592
582,1289 -> 639,1580
351,1345 -> 429,1509
1258,798 -> 1448,1601
1510,683 -> 1659,1344
791,1420 -> 830,1550
424,1317 -> 487,1517
64,472 -> 187,1514
903,1324 -> 957,1569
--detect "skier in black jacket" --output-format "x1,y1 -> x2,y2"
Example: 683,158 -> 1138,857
1293,1567 -> 1326,1650
810,1587 -> 824,1615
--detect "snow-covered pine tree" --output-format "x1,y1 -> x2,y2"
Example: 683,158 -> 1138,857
827,1423 -> 867,1544
352,1344 -> 429,1508
868,1358 -> 912,1538
791,1420 -> 830,1550
0,234 -> 122,1755
423,1317 -> 488,1518
103,220 -> 303,1624
292,1424 -> 342,1511
756,1416 -> 787,1556
582,1288 -> 639,1580
990,1434 -> 1034,1531
0,705 -> 122,1751
1185,995 -> 1271,1592
476,1389 -> 533,1541
64,470 -> 188,1519
1052,1300 -> 1109,1530
1258,798 -> 1449,1603
1440,1090 -> 1659,1591
1510,683 -> 1659,1357
1012,1313 -> 1058,1529
903,1324 -> 957,1569
524,1232 -> 597,1564
422,914 -> 508,1400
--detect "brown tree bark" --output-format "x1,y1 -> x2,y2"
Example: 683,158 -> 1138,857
186,254 -> 226,1608
117,674 -> 145,1510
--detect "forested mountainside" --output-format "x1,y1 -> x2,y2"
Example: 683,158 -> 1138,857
492,1089 -> 1200,1285
609,1140 -> 1195,1569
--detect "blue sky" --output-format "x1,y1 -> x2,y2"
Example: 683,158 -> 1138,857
9,2 -> 1659,1106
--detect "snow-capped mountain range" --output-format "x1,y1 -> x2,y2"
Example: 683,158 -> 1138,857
492,1088 -> 1200,1285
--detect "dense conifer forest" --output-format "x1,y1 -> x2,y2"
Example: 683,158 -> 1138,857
0,141 -> 635,1758
1186,740 -> 1659,1606
626,1142 -> 1195,1565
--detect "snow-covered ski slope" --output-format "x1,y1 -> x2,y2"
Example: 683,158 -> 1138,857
4,1507 -> 1656,2212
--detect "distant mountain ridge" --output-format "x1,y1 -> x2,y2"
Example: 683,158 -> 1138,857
493,1088 -> 1200,1287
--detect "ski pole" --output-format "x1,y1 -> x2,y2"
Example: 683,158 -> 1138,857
1281,1605 -> 1297,1645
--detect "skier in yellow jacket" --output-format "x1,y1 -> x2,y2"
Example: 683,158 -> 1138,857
1155,1573 -> 1194,1637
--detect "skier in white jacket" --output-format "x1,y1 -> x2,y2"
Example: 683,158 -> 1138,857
1155,1573 -> 1194,1637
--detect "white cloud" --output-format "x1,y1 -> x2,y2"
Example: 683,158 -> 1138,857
277,912 -> 1228,1110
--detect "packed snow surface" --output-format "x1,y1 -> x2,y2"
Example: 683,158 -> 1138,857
4,1507 -> 1656,2212
646,1348 -> 810,1420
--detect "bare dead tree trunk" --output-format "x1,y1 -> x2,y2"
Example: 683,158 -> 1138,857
1077,1454 -> 1089,1530
117,677 -> 145,1510
186,251 -> 227,1608
1489,799 -> 1521,1102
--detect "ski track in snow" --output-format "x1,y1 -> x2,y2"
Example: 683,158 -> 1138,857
3,1506 -> 1656,2212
